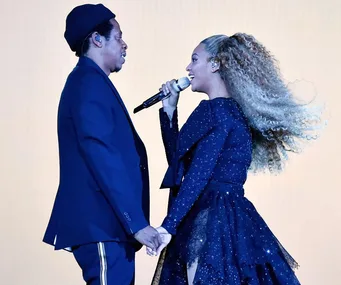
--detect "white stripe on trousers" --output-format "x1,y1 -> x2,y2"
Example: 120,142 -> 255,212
97,242 -> 108,285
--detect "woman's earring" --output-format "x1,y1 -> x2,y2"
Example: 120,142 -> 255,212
211,61 -> 219,70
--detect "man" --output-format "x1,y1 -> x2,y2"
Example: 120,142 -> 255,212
43,4 -> 161,284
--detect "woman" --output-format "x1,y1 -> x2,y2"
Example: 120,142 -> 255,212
150,34 -> 320,284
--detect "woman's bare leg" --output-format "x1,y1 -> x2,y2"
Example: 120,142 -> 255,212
187,259 -> 198,285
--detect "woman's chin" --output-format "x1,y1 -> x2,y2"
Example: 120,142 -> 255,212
191,84 -> 197,92
191,85 -> 204,93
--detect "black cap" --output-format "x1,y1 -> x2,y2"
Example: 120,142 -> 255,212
64,4 -> 115,52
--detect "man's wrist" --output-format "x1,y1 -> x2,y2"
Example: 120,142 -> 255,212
131,221 -> 149,236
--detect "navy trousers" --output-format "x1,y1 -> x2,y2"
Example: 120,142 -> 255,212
73,241 -> 135,285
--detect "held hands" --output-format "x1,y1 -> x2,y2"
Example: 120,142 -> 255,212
134,225 -> 162,252
160,80 -> 180,109
146,226 -> 172,256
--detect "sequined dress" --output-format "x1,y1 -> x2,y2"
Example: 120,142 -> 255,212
152,97 -> 301,285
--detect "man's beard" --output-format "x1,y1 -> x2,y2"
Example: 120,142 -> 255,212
110,65 -> 122,73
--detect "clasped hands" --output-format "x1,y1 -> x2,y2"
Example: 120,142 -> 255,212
134,226 -> 172,256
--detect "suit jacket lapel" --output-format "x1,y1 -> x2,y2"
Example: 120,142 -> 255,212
77,57 -> 142,142
104,77 -> 144,143
102,76 -> 134,123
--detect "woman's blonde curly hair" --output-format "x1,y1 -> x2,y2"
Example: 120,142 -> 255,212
201,34 -> 322,173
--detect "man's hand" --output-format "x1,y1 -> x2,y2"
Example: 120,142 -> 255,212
134,225 -> 162,252
146,226 -> 172,256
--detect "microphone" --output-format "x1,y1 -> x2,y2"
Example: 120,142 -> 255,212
133,77 -> 191,114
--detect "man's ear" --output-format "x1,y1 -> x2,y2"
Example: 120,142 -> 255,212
90,33 -> 103,48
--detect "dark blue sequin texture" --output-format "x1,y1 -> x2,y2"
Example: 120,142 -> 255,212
152,98 -> 300,285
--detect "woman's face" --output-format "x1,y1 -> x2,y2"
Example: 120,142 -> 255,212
186,44 -> 213,93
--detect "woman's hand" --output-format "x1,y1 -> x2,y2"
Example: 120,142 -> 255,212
160,80 -> 180,109
146,226 -> 172,256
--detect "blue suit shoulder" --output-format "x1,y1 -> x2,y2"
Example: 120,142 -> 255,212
67,64 -> 107,90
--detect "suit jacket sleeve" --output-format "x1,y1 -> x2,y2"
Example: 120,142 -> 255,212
159,108 -> 179,165
71,72 -> 149,235
161,126 -> 229,235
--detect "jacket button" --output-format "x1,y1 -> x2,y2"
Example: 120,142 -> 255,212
123,212 -> 131,221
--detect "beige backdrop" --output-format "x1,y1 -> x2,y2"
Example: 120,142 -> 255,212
1,0 -> 340,284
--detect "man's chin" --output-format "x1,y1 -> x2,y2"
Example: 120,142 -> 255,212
110,65 -> 122,73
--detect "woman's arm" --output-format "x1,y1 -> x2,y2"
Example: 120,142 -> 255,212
159,107 -> 179,165
161,126 -> 229,235
159,80 -> 181,165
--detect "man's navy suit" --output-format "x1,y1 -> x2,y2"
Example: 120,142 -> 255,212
43,57 -> 150,283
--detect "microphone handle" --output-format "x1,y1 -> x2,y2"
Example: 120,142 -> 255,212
133,91 -> 171,113
145,91 -> 171,106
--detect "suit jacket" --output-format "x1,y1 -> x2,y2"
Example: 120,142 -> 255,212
158,98 -> 252,235
43,57 -> 150,250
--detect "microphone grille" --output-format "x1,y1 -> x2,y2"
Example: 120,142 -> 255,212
173,77 -> 191,92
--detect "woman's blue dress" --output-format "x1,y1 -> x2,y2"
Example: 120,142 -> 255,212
152,98 -> 300,285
